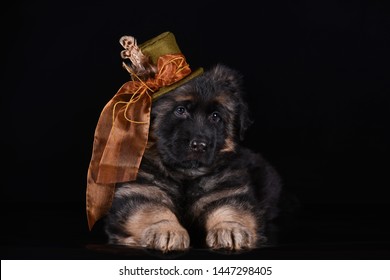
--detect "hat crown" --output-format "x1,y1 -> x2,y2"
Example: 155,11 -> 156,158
140,32 -> 181,64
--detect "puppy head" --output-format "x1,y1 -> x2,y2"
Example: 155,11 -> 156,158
150,64 -> 252,170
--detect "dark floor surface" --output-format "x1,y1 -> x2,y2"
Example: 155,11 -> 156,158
1,202 -> 389,260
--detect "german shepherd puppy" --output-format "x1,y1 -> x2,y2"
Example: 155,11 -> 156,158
105,64 -> 282,252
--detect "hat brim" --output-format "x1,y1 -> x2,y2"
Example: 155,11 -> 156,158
152,67 -> 204,101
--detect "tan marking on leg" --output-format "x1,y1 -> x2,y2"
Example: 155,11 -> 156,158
205,205 -> 258,250
115,184 -> 174,208
119,205 -> 189,252
191,185 -> 249,217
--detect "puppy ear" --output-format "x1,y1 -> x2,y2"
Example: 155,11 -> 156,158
209,64 -> 253,141
237,99 -> 253,141
208,64 -> 243,92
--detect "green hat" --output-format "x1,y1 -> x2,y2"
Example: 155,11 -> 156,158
122,31 -> 203,100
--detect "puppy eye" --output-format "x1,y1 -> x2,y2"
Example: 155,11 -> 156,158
174,106 -> 187,117
210,111 -> 221,123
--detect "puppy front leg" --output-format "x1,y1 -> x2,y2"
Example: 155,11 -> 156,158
205,205 -> 258,250
123,205 -> 190,252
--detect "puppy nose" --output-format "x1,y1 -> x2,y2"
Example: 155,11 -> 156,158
190,139 -> 208,152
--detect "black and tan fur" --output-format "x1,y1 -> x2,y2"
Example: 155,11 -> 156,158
105,64 -> 282,252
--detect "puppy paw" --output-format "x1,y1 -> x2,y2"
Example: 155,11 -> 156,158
206,221 -> 256,250
141,220 -> 190,252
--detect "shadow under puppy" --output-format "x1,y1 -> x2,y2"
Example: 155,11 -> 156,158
105,64 -> 282,252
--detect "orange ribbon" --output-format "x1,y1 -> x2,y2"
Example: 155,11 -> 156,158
86,54 -> 191,230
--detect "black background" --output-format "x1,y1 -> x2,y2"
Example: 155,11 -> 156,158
1,0 -> 389,259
